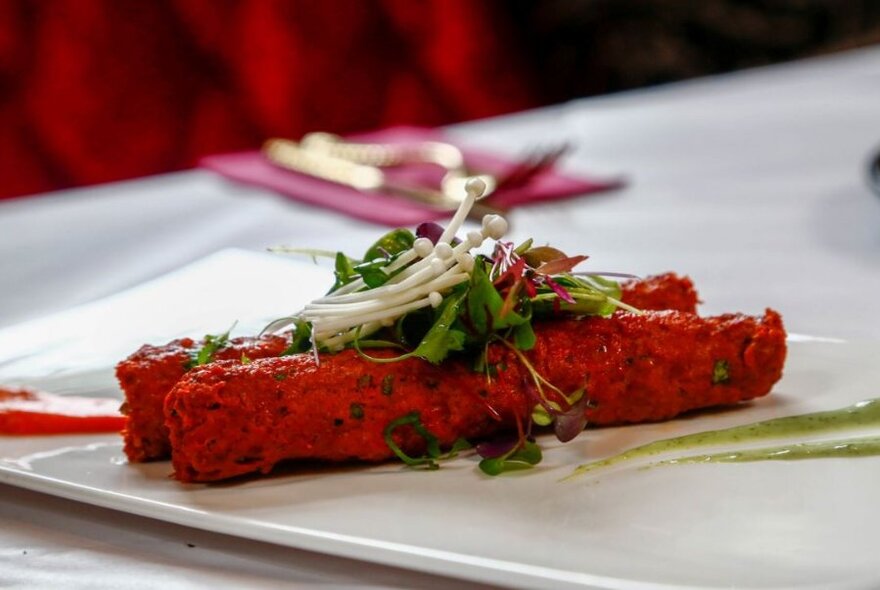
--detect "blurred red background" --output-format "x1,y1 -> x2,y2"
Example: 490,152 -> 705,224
2,0 -> 878,201
0,0 -> 536,200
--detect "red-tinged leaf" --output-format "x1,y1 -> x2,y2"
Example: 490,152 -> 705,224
493,257 -> 525,287
536,255 -> 588,276
523,276 -> 538,298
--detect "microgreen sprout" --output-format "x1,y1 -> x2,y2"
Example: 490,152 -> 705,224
476,437 -> 543,475
383,412 -> 471,470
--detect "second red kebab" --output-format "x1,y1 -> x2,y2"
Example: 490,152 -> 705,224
166,309 -> 785,482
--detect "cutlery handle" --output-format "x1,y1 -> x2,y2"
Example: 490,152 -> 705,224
301,132 -> 465,171
264,138 -> 505,222
264,139 -> 384,191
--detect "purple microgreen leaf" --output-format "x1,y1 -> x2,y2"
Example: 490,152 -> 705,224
415,222 -> 444,244
545,276 -> 576,304
553,391 -> 590,442
475,436 -> 520,459
416,222 -> 460,246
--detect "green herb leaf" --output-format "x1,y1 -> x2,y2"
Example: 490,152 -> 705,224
281,318 -> 313,356
331,252 -> 359,292
412,290 -> 468,364
363,228 -> 415,262
465,260 -> 528,340
512,321 -> 536,351
186,323 -> 236,369
357,264 -> 391,289
381,374 -> 394,396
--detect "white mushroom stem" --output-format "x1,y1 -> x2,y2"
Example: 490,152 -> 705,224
327,248 -> 421,298
311,182 -> 486,306
313,294 -> 437,337
439,177 -> 485,244
309,220 -> 482,306
276,177 -> 506,347
310,257 -> 449,305
304,270 -> 469,317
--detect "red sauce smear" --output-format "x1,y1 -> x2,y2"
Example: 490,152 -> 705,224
0,387 -> 125,435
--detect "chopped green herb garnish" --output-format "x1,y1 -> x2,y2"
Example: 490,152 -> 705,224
186,323 -> 236,369
713,359 -> 730,384
363,228 -> 415,262
349,403 -> 365,419
381,374 -> 394,396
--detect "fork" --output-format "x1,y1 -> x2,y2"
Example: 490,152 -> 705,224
300,132 -> 494,200
495,143 -> 571,191
300,132 -> 568,195
263,138 -> 504,221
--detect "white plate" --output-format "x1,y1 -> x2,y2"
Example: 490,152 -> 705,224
1,255 -> 879,589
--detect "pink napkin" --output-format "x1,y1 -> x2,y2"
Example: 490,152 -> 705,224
199,126 -> 623,226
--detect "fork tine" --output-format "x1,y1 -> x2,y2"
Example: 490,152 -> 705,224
496,143 -> 570,190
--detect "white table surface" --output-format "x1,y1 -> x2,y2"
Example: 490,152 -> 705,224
1,46 -> 879,589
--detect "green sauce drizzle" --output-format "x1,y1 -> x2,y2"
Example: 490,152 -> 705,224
657,436 -> 880,466
566,397 -> 880,480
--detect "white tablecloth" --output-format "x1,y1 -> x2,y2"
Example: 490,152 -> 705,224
1,46 -> 879,588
